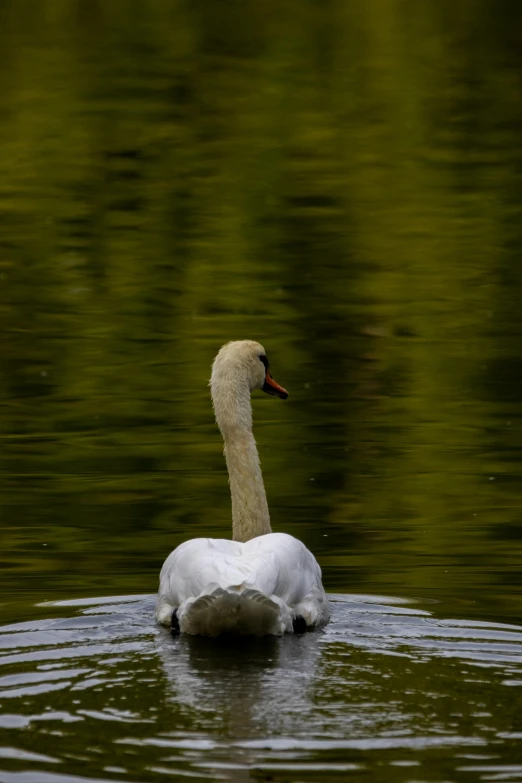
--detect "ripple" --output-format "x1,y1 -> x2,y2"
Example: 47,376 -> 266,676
0,592 -> 520,782
0,748 -> 57,764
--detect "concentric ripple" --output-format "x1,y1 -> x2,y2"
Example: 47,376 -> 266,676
0,594 -> 521,783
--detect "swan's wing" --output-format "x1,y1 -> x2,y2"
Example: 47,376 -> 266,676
158,538 -> 257,606
244,532 -> 325,605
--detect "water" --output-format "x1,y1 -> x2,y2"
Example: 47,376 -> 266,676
1,593 -> 522,782
2,1 -> 522,780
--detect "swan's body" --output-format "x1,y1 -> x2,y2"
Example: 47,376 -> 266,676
155,340 -> 329,636
155,533 -> 328,635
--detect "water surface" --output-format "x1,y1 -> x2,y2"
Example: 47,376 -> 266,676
1,593 -> 522,782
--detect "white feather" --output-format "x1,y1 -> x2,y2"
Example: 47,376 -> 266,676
156,532 -> 329,635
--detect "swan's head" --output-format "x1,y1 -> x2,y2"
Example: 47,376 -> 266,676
210,341 -> 288,434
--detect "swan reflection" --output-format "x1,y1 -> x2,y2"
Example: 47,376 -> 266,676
156,626 -> 325,736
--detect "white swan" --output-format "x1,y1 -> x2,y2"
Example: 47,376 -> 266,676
155,340 -> 330,636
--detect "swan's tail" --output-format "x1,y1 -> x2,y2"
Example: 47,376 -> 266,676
177,586 -> 292,637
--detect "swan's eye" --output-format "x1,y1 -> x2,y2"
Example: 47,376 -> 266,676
259,355 -> 269,370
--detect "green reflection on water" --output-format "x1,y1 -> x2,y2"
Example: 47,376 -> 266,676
1,0 -> 522,626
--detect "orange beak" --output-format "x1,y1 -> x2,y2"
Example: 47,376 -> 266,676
262,371 -> 288,399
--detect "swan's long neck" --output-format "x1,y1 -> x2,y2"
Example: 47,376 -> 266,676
211,379 -> 272,543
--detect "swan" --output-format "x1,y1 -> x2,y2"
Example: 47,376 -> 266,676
155,340 -> 330,636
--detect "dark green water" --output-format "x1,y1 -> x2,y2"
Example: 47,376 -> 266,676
1,1 -> 522,781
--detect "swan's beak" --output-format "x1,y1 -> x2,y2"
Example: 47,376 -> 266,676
262,372 -> 288,399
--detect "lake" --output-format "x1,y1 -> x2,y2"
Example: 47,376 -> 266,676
1,1 -> 522,781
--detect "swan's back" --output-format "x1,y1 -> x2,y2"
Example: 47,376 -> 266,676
155,533 -> 329,636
